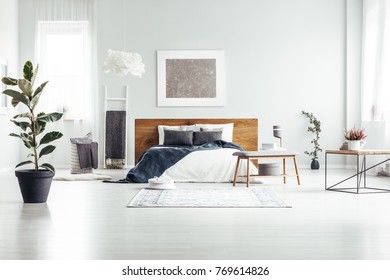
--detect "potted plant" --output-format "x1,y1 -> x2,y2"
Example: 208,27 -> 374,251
344,127 -> 367,150
1,61 -> 63,203
302,111 -> 322,169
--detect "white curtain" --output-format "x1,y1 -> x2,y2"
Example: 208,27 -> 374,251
34,0 -> 98,137
361,0 -> 390,122
361,0 -> 390,173
33,0 -> 98,166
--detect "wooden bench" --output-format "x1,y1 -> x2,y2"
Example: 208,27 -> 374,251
233,150 -> 301,187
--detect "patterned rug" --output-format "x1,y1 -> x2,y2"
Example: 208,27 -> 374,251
128,186 -> 290,208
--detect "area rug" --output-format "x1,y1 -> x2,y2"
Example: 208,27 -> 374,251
128,186 -> 290,208
54,173 -> 112,181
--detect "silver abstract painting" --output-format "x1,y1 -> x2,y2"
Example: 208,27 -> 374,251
166,59 -> 216,99
157,50 -> 225,106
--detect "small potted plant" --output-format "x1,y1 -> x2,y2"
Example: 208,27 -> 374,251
1,61 -> 63,203
302,111 -> 322,169
344,127 -> 367,150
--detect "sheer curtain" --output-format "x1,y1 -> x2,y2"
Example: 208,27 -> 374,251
361,0 -> 390,173
361,0 -> 390,122
34,0 -> 98,166
34,0 -> 98,132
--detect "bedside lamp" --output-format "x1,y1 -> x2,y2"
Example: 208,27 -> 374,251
273,125 -> 282,148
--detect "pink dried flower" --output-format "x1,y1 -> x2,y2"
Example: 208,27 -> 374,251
344,127 -> 367,140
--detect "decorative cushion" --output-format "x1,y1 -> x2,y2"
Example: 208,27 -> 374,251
163,130 -> 193,146
193,131 -> 222,145
70,133 -> 93,174
196,123 -> 234,142
158,125 -> 199,145
70,132 -> 92,144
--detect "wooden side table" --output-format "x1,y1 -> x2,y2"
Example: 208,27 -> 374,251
232,150 -> 300,188
325,149 -> 390,194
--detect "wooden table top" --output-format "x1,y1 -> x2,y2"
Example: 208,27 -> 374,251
326,149 -> 390,155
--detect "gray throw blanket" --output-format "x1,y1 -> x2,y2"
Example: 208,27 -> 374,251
76,142 -> 98,169
105,111 -> 126,167
103,140 -> 243,183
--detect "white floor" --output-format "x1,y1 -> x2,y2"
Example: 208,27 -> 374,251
1,168 -> 390,260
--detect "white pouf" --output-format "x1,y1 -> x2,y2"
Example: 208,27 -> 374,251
147,177 -> 176,190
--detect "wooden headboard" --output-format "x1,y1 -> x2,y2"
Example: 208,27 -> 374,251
134,118 -> 258,163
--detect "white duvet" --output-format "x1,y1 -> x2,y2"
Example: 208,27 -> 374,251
158,148 -> 258,183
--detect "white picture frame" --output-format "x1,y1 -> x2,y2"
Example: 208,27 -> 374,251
157,50 -> 225,107
0,58 -> 8,115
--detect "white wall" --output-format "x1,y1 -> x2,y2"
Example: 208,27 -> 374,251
0,0 -> 20,172
19,0 -> 347,168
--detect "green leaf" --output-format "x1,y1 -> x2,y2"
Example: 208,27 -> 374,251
39,163 -> 55,173
23,61 -> 34,81
9,133 -> 34,149
11,98 -> 20,107
35,121 -> 46,135
1,77 -> 18,86
39,131 -> 63,145
13,112 -> 32,119
10,120 -> 31,131
35,113 -> 47,135
15,160 -> 34,168
31,64 -> 39,86
9,133 -> 21,138
18,79 -> 33,96
37,112 -> 63,123
2,89 -> 29,107
39,145 -> 56,158
30,81 -> 49,109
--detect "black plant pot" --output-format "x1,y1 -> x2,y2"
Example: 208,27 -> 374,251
15,169 -> 55,203
310,159 -> 320,170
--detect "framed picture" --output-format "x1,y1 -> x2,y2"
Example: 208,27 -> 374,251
157,50 -> 225,106
0,58 -> 7,114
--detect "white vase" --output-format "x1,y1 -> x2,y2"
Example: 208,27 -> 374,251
348,140 -> 363,150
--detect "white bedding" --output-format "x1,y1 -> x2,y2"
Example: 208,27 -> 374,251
159,148 -> 259,183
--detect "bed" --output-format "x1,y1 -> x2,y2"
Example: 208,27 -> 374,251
126,118 -> 259,183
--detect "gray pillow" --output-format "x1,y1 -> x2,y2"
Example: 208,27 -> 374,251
193,131 -> 222,145
163,130 -> 193,146
70,132 -> 92,144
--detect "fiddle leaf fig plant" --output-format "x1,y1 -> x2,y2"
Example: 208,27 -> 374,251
1,61 -> 63,172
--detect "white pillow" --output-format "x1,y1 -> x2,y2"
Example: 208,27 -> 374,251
158,125 -> 199,145
195,123 -> 234,142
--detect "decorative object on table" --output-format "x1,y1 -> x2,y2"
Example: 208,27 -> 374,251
344,127 -> 367,150
339,142 -> 348,150
157,50 -> 225,106
128,186 -> 290,208
301,111 -> 322,169
147,177 -> 176,190
1,61 -> 63,203
273,125 -> 283,148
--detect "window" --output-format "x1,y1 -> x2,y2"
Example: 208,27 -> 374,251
37,21 -> 90,119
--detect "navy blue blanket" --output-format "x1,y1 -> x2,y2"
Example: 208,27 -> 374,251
104,141 -> 242,183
